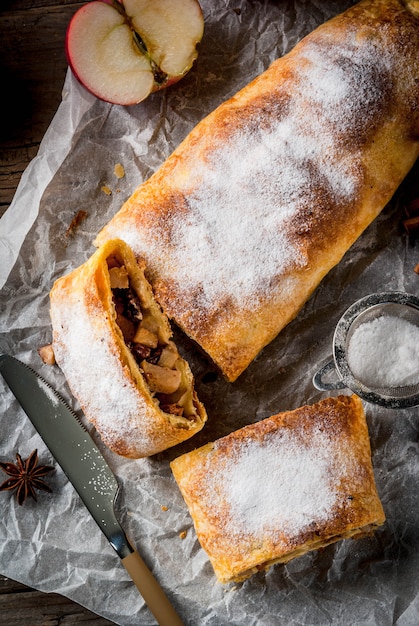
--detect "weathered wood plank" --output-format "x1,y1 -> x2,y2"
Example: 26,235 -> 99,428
0,2 -> 84,212
0,144 -> 39,211
0,577 -> 115,625
0,3 -> 80,145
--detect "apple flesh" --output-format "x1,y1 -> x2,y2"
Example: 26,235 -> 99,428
66,0 -> 204,106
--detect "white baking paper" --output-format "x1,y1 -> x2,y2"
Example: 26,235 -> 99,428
1,1 -> 419,625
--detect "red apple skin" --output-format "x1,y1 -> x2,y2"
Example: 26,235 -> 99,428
65,0 -> 204,106
64,6 -> 98,100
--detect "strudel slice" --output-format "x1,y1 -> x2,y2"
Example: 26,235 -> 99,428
50,239 -> 207,458
170,395 -> 385,583
94,0 -> 419,381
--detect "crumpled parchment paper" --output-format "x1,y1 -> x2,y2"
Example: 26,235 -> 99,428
1,1 -> 419,624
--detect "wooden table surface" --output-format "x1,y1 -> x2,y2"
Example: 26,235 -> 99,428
0,1 -> 115,623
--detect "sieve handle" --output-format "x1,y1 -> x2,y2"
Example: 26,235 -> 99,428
313,358 -> 347,391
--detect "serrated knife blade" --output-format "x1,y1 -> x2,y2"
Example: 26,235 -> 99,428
0,354 -> 184,626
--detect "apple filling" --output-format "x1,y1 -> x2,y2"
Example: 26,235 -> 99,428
107,256 -> 198,420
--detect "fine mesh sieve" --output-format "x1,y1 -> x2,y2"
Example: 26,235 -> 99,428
313,292 -> 419,409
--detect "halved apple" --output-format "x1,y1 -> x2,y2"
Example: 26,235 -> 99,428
66,0 -> 204,105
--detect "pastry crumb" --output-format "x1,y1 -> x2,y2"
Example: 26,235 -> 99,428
38,344 -> 55,365
101,185 -> 112,196
114,163 -> 125,179
65,209 -> 88,238
179,530 -> 187,540
161,505 -> 168,511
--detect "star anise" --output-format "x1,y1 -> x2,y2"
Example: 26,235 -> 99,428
0,449 -> 54,505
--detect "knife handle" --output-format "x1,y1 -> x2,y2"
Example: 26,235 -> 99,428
122,550 -> 185,626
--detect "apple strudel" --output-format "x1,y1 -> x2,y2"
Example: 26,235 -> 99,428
170,395 -> 385,584
49,238 -> 207,458
94,0 -> 419,381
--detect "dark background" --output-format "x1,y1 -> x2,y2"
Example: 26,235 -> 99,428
0,1 -> 114,622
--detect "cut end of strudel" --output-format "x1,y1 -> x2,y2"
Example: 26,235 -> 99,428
170,395 -> 385,584
94,0 -> 419,382
49,239 -> 207,459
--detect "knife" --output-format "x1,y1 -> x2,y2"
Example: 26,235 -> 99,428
0,354 -> 184,626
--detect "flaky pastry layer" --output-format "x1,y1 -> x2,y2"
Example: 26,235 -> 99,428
49,239 -> 207,458
95,0 -> 419,381
170,395 -> 385,584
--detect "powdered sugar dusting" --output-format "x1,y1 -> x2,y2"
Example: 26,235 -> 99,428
166,130 -> 309,305
37,377 -> 60,407
298,37 -> 393,142
58,308 -> 141,418
205,422 -> 355,540
124,112 -> 358,310
50,287 -> 160,457
109,31 -> 395,313
222,432 -> 335,536
347,315 -> 419,389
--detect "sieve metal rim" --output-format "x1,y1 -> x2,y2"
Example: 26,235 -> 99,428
332,291 -> 419,409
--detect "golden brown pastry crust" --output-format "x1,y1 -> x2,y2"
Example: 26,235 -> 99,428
49,239 -> 207,458
170,395 -> 385,584
95,0 -> 419,381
